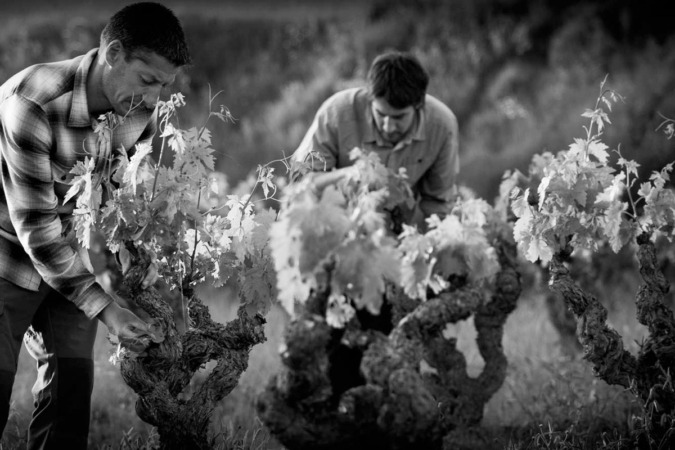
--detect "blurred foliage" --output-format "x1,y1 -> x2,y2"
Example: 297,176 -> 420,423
1,0 -> 674,202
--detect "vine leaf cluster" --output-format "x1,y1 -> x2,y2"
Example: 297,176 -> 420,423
66,92 -> 281,327
271,147 -> 503,328
505,77 -> 675,263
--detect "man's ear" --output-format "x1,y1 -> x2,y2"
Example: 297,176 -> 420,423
104,40 -> 124,67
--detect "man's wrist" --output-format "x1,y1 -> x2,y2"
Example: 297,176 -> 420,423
96,299 -> 118,326
74,282 -> 115,319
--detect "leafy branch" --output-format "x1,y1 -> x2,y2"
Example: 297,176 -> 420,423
507,76 -> 675,266
270,147 -> 502,324
580,74 -> 623,149
64,91 -> 283,316
656,112 -> 675,140
151,92 -> 185,201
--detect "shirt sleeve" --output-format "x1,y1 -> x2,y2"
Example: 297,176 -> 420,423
292,100 -> 339,173
417,114 -> 460,218
0,94 -> 112,318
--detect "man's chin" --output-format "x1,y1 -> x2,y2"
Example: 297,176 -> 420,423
108,105 -> 127,116
384,135 -> 402,145
114,102 -> 140,116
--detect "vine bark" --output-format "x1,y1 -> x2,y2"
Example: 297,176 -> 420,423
117,248 -> 266,449
257,228 -> 521,450
547,233 -> 675,445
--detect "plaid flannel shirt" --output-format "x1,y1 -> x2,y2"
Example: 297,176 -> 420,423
0,48 -> 156,318
292,87 -> 459,218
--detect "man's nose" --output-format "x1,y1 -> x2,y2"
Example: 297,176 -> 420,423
142,87 -> 161,110
383,117 -> 395,132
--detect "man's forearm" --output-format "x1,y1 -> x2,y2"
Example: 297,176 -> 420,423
306,167 -> 355,192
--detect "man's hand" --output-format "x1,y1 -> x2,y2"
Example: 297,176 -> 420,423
97,301 -> 151,349
307,166 -> 358,192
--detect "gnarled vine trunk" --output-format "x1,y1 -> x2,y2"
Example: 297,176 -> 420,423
118,249 -> 266,450
257,231 -> 521,450
548,233 -> 675,446
543,245 -> 636,357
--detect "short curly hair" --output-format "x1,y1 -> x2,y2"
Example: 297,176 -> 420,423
101,2 -> 191,67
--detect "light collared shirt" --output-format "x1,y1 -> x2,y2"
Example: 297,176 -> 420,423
0,48 -> 156,318
293,87 -> 459,218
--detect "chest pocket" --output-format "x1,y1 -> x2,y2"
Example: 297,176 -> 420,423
398,151 -> 430,186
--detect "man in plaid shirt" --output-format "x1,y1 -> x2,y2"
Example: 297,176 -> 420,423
0,3 -> 191,448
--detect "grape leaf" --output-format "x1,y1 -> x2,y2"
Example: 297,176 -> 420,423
326,294 -> 356,328
64,157 -> 96,204
240,260 -> 276,315
331,233 -> 400,314
251,207 -> 277,251
123,143 -> 153,193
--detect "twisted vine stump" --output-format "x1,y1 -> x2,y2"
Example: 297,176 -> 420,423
548,233 -> 675,446
257,232 -> 521,450
544,251 -> 587,357
117,249 -> 266,450
544,245 -> 636,357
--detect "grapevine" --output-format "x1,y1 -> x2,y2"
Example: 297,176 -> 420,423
259,146 -> 522,449
505,76 -> 675,446
66,92 -> 281,449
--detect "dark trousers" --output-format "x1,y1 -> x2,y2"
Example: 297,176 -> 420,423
0,276 -> 97,450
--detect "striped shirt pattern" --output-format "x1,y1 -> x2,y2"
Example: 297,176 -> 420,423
0,48 -> 156,318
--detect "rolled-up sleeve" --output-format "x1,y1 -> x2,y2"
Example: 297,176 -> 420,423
418,115 -> 459,217
0,94 -> 111,318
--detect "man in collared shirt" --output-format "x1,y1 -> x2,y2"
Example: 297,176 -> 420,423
292,51 -> 459,228
0,3 -> 190,448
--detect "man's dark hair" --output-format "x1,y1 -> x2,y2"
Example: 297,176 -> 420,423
367,51 -> 429,109
101,2 -> 191,67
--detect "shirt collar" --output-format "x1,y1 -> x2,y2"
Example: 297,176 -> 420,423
68,48 -> 98,128
364,98 -> 428,150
